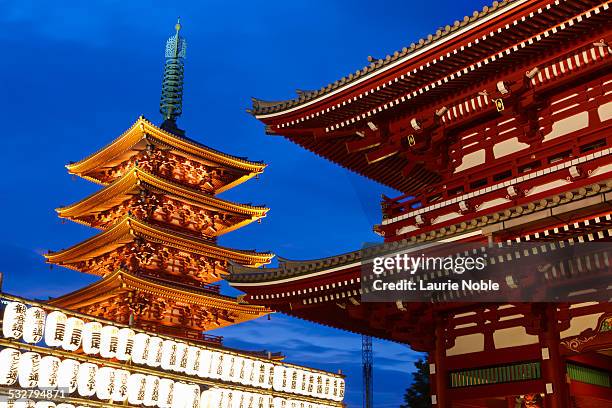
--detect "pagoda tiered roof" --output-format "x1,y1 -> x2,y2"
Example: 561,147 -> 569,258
56,167 -> 268,235
67,116 -> 266,192
48,269 -> 269,332
45,215 -> 274,280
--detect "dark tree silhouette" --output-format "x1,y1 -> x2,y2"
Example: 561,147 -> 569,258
401,357 -> 430,408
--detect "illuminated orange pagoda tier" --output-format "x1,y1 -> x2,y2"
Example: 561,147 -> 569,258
46,23 -> 274,345
229,0 -> 612,407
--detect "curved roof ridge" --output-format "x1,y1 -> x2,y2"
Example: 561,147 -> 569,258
250,0 -> 517,115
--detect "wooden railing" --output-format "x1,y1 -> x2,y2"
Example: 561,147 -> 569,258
449,362 -> 541,388
567,363 -> 611,388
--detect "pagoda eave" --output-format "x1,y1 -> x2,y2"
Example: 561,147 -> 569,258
45,215 -> 274,271
66,117 -> 266,184
49,269 -> 270,332
56,167 -> 268,234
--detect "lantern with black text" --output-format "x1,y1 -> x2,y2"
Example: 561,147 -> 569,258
127,373 -> 146,405
77,362 -> 97,397
112,369 -> 129,402
39,356 -> 60,389
147,336 -> 163,368
62,317 -> 84,352
44,311 -> 67,348
116,327 -> 135,361
143,375 -> 160,407
18,352 -> 40,388
3,302 -> 27,339
131,332 -> 150,365
0,347 -> 20,385
81,321 -> 102,355
100,325 -> 119,359
57,359 -> 79,394
158,378 -> 175,408
23,307 -> 45,344
95,366 -> 115,401
160,340 -> 178,371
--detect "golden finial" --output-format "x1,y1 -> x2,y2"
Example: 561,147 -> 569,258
175,17 -> 181,33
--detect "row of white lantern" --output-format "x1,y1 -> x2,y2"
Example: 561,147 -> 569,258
0,347 -> 202,408
2,302 -> 344,402
271,367 -> 343,402
200,388 -> 338,408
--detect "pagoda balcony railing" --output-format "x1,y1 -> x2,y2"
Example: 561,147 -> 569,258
134,321 -> 224,346
138,270 -> 221,294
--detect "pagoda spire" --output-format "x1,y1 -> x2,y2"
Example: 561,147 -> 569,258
160,17 -> 187,135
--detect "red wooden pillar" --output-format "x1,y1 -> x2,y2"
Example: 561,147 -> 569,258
541,305 -> 569,408
430,318 -> 450,407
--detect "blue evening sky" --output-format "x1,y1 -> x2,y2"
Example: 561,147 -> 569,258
2,1 -> 486,406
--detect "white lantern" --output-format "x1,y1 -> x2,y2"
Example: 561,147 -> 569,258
242,359 -> 254,386
95,366 -> 115,400
261,363 -> 273,389
39,356 -> 60,389
175,342 -> 188,372
55,404 -> 75,408
143,375 -> 160,407
131,332 -> 150,365
23,307 -> 45,344
251,361 -> 263,387
112,369 -> 129,402
127,373 -> 146,405
185,346 -> 201,376
306,374 -> 315,396
200,388 -> 221,408
0,348 -> 20,385
230,356 -> 243,383
197,350 -> 213,379
147,336 -> 163,368
209,352 -> 223,380
184,383 -> 201,408
160,340 -> 178,371
315,375 -> 324,398
171,382 -> 187,408
18,352 -> 40,388
337,378 -> 345,400
57,359 -> 79,393
221,354 -> 233,382
2,302 -> 26,339
62,317 -> 84,352
158,378 -> 175,408
298,372 -> 308,395
81,321 -> 102,355
76,362 -> 97,397
34,402 -> 55,408
44,311 -> 67,347
272,366 -> 285,391
116,328 -> 135,361
100,325 -> 119,359
323,376 -> 330,399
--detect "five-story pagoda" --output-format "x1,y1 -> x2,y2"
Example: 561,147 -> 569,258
45,20 -> 274,345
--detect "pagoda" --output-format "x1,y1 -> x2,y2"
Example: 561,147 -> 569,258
46,20 -> 274,344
